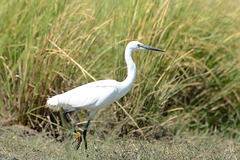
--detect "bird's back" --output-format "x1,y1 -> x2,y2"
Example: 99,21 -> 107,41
47,80 -> 120,111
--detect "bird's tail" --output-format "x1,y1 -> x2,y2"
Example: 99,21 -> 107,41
47,95 -> 61,111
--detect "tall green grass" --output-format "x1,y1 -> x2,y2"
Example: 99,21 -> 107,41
0,0 -> 239,138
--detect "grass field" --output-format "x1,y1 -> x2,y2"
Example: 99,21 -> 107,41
0,0 -> 240,158
1,125 -> 240,159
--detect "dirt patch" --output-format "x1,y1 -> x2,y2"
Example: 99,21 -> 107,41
0,125 -> 240,159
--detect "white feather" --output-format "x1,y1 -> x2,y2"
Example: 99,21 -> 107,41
47,80 -> 120,111
47,41 -> 164,115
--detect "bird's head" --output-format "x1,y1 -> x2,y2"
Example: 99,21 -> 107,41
127,41 -> 165,52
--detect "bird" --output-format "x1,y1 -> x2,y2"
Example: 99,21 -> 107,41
47,41 -> 164,151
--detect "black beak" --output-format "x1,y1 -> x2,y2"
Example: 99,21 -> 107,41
141,45 -> 165,52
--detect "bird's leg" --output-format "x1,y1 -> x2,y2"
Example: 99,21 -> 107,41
74,119 -> 91,150
63,109 -> 80,138
63,109 -> 76,124
75,110 -> 97,152
83,118 -> 91,150
73,130 -> 82,150
63,109 -> 83,149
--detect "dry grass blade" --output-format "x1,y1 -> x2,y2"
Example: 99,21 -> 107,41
47,39 -> 96,81
175,49 -> 194,63
115,101 -> 146,140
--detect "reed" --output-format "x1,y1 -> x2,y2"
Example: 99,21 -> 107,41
0,0 -> 239,138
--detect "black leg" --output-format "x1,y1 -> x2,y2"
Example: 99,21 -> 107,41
72,109 -> 97,153
63,109 -> 78,136
83,119 -> 91,150
63,109 -> 76,124
82,110 -> 97,151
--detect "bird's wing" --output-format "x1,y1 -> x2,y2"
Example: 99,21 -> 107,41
58,80 -> 118,110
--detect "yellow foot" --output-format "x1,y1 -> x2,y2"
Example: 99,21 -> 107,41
73,131 -> 82,143
73,131 -> 82,150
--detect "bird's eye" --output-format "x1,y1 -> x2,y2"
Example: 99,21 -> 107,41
137,44 -> 141,47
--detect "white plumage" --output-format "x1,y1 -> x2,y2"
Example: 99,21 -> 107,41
46,41 -> 164,151
48,80 -> 120,111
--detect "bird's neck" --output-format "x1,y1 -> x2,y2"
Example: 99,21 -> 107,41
121,47 -> 137,90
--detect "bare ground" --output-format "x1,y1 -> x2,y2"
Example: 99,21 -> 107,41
0,125 -> 240,160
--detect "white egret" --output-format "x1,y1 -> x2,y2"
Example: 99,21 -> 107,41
47,41 -> 164,151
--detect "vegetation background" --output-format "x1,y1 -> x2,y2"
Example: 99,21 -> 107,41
0,0 -> 240,158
